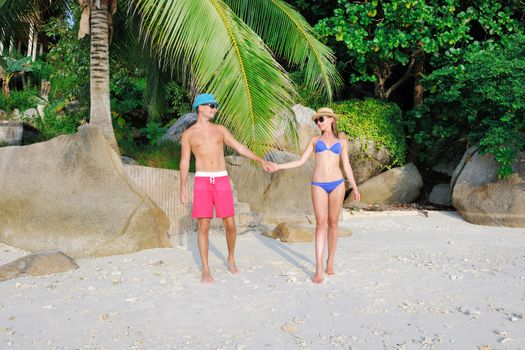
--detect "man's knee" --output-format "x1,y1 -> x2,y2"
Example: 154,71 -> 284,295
198,219 -> 211,232
222,217 -> 236,232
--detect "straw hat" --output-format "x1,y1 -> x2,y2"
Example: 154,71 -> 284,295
311,107 -> 338,121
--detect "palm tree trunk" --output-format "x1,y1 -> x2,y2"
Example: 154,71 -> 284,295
89,0 -> 119,154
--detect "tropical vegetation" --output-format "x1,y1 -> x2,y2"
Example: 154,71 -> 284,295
1,0 -> 524,179
0,0 -> 340,156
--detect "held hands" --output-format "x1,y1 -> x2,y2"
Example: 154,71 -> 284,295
262,160 -> 278,172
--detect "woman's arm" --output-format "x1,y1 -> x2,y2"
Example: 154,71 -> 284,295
341,139 -> 361,201
275,137 -> 316,170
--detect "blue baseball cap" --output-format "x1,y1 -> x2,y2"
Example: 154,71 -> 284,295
192,93 -> 219,111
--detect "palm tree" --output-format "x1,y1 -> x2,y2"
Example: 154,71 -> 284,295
0,0 -> 341,155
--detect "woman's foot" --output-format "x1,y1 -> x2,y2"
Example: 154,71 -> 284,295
227,257 -> 239,274
312,272 -> 324,284
325,261 -> 335,275
201,270 -> 214,283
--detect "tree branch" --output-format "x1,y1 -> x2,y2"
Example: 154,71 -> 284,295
384,56 -> 415,99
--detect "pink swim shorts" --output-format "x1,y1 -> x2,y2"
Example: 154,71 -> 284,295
192,171 -> 235,219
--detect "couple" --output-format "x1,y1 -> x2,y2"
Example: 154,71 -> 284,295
180,94 -> 361,283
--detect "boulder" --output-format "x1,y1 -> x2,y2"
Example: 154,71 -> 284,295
0,251 -> 78,282
263,222 -> 352,243
270,104 -> 319,152
452,149 -> 525,227
0,125 -> 170,258
22,108 -> 39,120
159,112 -> 197,143
344,163 -> 423,206
227,150 -> 316,224
0,120 -> 39,145
346,138 -> 393,184
428,184 -> 452,206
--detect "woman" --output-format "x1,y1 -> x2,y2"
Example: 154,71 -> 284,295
272,107 -> 361,283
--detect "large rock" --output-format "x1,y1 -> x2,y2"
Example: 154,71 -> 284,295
344,163 -> 423,206
452,149 -> 525,227
346,138 -> 392,184
271,104 -> 319,152
0,125 -> 170,258
428,184 -> 452,206
263,222 -> 352,243
123,164 -> 260,235
227,151 -> 316,224
159,112 -> 197,143
0,120 -> 39,145
0,251 -> 78,282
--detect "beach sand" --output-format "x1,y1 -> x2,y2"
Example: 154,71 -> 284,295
1,211 -> 524,349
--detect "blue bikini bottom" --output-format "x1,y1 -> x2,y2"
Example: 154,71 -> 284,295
311,179 -> 345,194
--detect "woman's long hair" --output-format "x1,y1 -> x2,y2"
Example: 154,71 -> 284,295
321,116 -> 339,137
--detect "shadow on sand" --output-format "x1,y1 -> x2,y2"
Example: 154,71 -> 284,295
254,231 -> 314,278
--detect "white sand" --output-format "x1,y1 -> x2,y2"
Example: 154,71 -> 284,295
1,211 -> 524,350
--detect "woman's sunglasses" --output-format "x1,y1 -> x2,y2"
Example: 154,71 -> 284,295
203,103 -> 219,109
314,116 -> 327,124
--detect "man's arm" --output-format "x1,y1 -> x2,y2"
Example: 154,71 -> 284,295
221,126 -> 266,165
179,132 -> 191,204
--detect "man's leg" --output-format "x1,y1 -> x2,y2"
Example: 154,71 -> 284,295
222,216 -> 239,273
197,218 -> 213,283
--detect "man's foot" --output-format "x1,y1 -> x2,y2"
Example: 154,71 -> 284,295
227,257 -> 239,274
312,272 -> 324,284
201,271 -> 214,283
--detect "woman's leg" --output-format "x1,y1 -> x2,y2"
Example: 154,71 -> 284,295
326,182 -> 345,275
311,185 -> 329,283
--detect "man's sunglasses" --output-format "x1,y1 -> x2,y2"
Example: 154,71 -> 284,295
203,103 -> 219,109
314,116 -> 327,124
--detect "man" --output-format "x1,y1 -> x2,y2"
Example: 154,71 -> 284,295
180,93 -> 271,283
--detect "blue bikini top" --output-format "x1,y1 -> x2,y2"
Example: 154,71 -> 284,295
314,139 -> 342,155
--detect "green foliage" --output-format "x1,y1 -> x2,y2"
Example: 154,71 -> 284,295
113,113 -> 135,149
34,99 -> 87,139
165,81 -> 191,120
0,55 -> 33,74
334,98 -> 406,166
30,59 -> 55,82
110,65 -> 147,116
412,33 -> 525,178
120,141 -> 195,172
289,70 -> 326,110
315,0 -> 522,99
139,121 -> 167,145
0,88 -> 39,112
41,15 -> 90,101
0,54 -> 34,95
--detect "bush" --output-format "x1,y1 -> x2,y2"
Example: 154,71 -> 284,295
33,99 -> 87,139
334,98 -> 406,166
165,81 -> 191,120
0,88 -> 40,113
412,33 -> 525,178
121,141 -> 195,172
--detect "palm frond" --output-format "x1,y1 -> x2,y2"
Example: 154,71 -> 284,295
131,0 -> 297,155
224,0 -> 342,101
